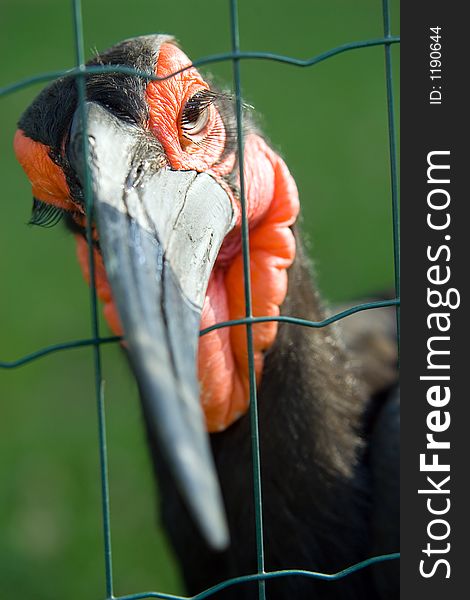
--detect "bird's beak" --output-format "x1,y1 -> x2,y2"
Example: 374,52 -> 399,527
69,101 -> 234,550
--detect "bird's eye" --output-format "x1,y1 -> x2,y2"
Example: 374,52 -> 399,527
180,90 -> 214,138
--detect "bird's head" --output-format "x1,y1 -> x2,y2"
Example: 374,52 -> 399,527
13,35 -> 299,549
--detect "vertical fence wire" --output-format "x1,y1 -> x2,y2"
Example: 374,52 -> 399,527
0,0 -> 400,598
229,1 -> 266,599
72,0 -> 114,597
382,0 -> 400,351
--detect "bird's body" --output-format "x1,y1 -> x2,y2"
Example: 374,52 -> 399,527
149,236 -> 399,599
14,34 -> 399,599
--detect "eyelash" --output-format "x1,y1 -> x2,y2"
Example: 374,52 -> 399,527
180,89 -> 235,142
181,89 -> 217,125
29,198 -> 65,228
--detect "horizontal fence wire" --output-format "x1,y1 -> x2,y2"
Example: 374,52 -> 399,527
0,299 -> 399,369
113,553 -> 402,600
0,37 -> 400,98
0,0 -> 400,598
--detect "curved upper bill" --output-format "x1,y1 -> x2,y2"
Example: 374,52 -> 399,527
70,101 -> 235,550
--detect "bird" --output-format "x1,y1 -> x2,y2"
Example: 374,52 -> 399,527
13,35 -> 399,599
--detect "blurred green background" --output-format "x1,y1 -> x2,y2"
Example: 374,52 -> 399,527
0,0 -> 399,598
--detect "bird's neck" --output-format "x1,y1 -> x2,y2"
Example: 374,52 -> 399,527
207,236 -> 371,578
211,228 -> 368,483
257,230 -> 368,482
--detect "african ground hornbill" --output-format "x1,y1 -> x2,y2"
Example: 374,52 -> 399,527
14,35 -> 399,599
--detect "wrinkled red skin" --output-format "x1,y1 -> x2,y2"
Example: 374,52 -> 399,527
14,42 -> 299,432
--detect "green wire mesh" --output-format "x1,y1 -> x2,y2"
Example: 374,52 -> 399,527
0,0 -> 400,598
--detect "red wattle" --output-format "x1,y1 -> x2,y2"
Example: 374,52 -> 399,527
199,134 -> 299,432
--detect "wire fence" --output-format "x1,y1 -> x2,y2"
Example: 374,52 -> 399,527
0,0 -> 400,598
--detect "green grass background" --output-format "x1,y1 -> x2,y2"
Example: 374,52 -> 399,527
0,1 -> 399,597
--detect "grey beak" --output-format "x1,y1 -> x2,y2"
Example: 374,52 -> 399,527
69,101 -> 235,550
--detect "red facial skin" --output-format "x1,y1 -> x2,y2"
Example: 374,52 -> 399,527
14,42 -> 299,433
